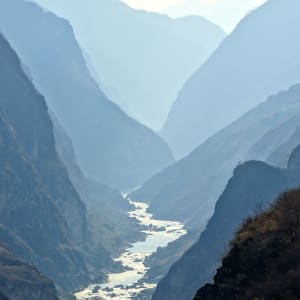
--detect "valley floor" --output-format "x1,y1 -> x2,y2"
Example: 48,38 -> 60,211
75,199 -> 186,300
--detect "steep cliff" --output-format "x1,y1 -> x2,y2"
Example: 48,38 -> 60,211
0,0 -> 174,189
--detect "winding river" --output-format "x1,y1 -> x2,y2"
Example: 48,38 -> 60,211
75,199 -> 186,300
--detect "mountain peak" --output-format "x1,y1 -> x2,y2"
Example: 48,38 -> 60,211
161,0 -> 300,159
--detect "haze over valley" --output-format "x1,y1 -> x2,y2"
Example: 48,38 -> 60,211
0,1 -> 299,300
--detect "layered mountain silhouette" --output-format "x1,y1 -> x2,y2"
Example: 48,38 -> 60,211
162,0 -> 300,158
0,0 -> 174,189
268,126 -> 300,167
195,187 -> 300,300
32,0 -> 225,130
152,145 -> 300,300
1,1 -> 299,299
133,85 -> 300,228
246,115 -> 300,164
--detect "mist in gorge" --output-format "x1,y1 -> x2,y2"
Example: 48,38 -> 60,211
0,1 -> 299,300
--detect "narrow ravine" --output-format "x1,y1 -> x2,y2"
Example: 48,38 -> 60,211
76,199 -> 186,300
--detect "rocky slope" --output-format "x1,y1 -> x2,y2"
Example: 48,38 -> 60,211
195,187 -> 300,300
162,0 -> 300,158
0,245 -> 59,300
0,0 -> 174,189
152,144 -> 300,300
32,0 -> 225,130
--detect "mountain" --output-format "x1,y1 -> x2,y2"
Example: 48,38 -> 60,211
0,245 -> 59,300
52,117 -> 143,252
152,150 -> 300,300
0,33 -> 111,291
165,0 -> 266,33
288,144 -> 300,169
161,0 -> 300,158
133,84 -> 300,228
195,187 -> 300,300
246,114 -> 300,165
267,126 -> 300,167
0,0 -> 174,189
32,0 -> 225,130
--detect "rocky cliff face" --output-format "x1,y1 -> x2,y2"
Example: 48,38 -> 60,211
288,144 -> 300,169
0,33 -> 105,291
52,114 -> 143,253
195,187 -> 300,300
267,126 -> 300,167
0,245 -> 59,300
0,111 -> 78,287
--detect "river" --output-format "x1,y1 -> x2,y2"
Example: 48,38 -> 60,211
75,199 -> 186,300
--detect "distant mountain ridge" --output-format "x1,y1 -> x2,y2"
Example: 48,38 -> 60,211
267,126 -> 300,167
0,0 -> 174,189
133,84 -> 300,229
165,0 -> 266,33
32,0 -> 225,130
0,245 -> 59,300
162,0 -> 300,158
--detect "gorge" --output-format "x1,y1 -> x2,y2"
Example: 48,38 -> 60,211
0,1 -> 299,300
76,197 -> 186,300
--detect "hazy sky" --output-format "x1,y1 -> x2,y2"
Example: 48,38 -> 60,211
121,0 -> 267,32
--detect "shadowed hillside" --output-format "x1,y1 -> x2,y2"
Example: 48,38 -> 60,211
195,188 -> 300,300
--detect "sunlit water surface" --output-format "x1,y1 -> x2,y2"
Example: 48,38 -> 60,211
75,199 -> 186,299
